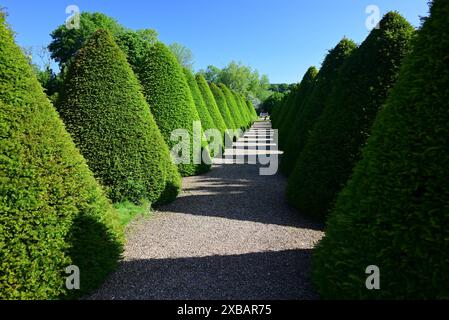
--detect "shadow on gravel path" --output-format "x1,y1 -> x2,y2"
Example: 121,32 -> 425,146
89,122 -> 324,300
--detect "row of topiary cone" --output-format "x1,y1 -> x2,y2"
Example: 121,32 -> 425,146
272,1 -> 449,298
0,12 -> 256,299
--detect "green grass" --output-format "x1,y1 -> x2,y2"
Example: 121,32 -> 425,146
114,201 -> 152,228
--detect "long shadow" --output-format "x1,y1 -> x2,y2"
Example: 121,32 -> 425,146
88,249 -> 317,300
158,164 -> 323,231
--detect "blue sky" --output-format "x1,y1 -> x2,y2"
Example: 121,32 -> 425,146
1,0 -> 429,84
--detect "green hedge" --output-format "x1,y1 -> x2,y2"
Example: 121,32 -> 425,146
271,93 -> 290,127
272,84 -> 297,129
138,42 -> 210,177
313,0 -> 449,298
278,66 -> 318,150
246,99 -> 257,120
195,74 -> 227,136
233,92 -> 250,127
183,68 -> 215,132
287,12 -> 414,221
58,30 -> 180,204
281,39 -> 356,175
219,84 -> 245,130
0,15 -> 122,299
210,82 -> 236,130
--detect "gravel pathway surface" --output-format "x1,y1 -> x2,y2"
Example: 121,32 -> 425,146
89,121 -> 324,300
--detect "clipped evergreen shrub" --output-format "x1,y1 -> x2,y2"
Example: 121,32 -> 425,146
246,99 -> 257,120
233,92 -> 250,127
138,42 -> 210,176
210,82 -> 236,129
219,84 -> 245,129
0,15 -> 122,299
313,0 -> 449,299
183,68 -> 215,132
287,12 -> 415,221
281,39 -> 356,175
57,30 -> 180,204
195,74 -> 227,135
272,84 -> 297,129
271,93 -> 290,127
278,66 -> 318,149
243,95 -> 255,123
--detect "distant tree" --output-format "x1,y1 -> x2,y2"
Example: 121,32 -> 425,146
270,83 -> 291,93
261,92 -> 285,114
169,42 -> 194,71
198,65 -> 221,83
48,12 -> 158,69
49,12 -> 126,67
198,61 -> 271,104
115,29 -> 158,72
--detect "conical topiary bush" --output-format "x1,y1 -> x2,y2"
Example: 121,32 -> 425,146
243,96 -> 257,121
219,84 -> 245,130
278,66 -> 318,150
280,39 -> 357,175
183,68 -> 215,132
183,68 -> 224,155
233,92 -> 250,127
313,0 -> 449,298
57,29 -> 180,204
0,14 -> 122,299
210,82 -> 236,130
287,12 -> 415,221
271,93 -> 290,127
195,74 -> 227,136
138,42 -> 211,176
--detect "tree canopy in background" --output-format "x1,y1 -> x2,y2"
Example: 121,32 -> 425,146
198,61 -> 271,105
169,42 -> 195,71
48,12 -> 158,69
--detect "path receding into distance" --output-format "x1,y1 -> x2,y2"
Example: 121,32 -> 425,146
89,121 -> 324,300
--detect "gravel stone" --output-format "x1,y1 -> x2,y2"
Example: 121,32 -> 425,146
88,122 -> 324,300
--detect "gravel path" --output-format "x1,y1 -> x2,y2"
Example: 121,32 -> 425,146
89,121 -> 324,300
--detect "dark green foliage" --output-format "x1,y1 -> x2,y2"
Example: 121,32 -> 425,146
210,82 -> 236,129
271,93 -> 290,126
233,92 -> 250,127
272,84 -> 298,129
278,66 -> 318,149
49,12 -> 125,66
57,30 -> 180,204
138,42 -> 210,177
313,0 -> 449,298
269,83 -> 293,93
183,68 -> 215,132
115,29 -> 157,73
287,12 -> 415,221
0,15 -> 122,299
198,62 -> 271,102
246,99 -> 257,119
262,92 -> 285,114
195,74 -> 227,135
48,12 -> 157,69
281,39 -> 357,175
219,84 -> 245,129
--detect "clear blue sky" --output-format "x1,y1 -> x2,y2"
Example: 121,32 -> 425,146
2,0 -> 429,84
